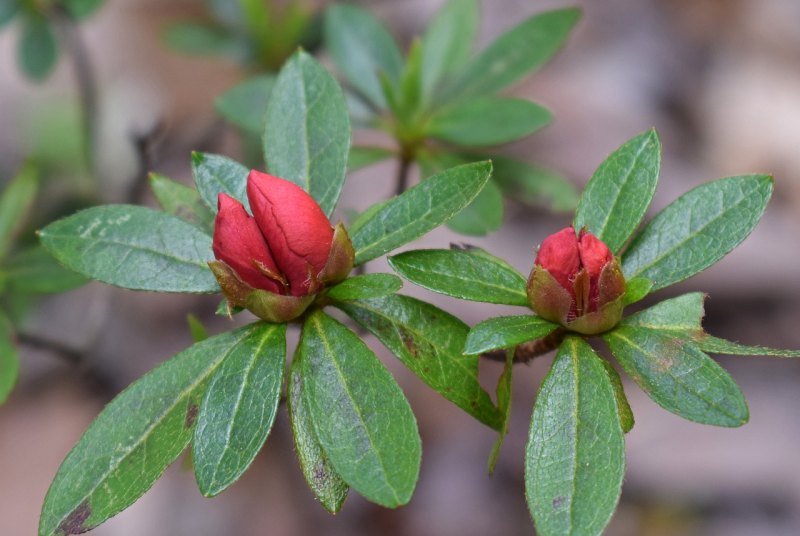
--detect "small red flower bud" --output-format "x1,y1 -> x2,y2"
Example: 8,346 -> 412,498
528,226 -> 625,335
210,171 -> 354,323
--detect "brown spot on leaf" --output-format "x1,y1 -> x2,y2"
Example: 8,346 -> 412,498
57,500 -> 92,535
552,496 -> 566,510
400,330 -> 418,357
185,402 -> 199,428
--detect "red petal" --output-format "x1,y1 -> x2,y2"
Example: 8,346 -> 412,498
213,193 -> 282,293
578,230 -> 613,281
535,226 -> 580,295
246,170 -> 333,296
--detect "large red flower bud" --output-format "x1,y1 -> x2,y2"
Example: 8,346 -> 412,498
209,171 -> 354,322
527,226 -> 625,334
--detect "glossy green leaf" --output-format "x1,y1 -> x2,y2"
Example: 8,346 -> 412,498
287,350 -> 349,513
0,162 -> 38,261
487,349 -> 513,474
622,277 -> 653,305
465,315 -> 558,356
694,335 -> 800,358
191,152 -> 249,213
420,0 -> 479,101
622,175 -> 773,290
525,336 -> 625,536
186,314 -> 208,343
215,74 -> 276,134
336,295 -> 500,430
0,313 -> 19,405
299,310 -> 421,507
18,13 -> 58,81
623,292 -> 705,334
492,155 -> 578,212
574,129 -> 661,253
351,161 -> 492,264
604,325 -> 748,427
193,323 -> 286,496
39,205 -> 219,293
4,246 -> 87,294
326,273 -> 402,301
63,0 -> 105,19
446,179 -> 504,236
263,50 -> 351,217
39,324 -> 262,536
600,360 -> 634,433
163,23 -> 238,56
149,173 -> 214,233
347,146 -> 394,172
389,248 -> 527,306
427,98 -> 551,146
324,4 -> 403,108
448,8 -> 580,100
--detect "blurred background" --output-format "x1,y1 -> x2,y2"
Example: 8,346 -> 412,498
2,0 -> 800,534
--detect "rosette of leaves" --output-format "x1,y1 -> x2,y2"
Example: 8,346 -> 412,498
0,0 -> 104,81
0,163 -> 88,405
325,0 -> 581,235
36,51 -> 505,535
389,128 -> 800,536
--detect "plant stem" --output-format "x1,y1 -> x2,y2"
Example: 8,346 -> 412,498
394,155 -> 412,196
17,331 -> 84,365
481,329 -> 566,364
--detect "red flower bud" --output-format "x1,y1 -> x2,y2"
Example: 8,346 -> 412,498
210,171 -> 354,322
528,226 -> 625,335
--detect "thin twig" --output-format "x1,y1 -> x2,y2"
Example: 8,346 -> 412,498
17,331 -> 84,365
394,155 -> 412,196
481,329 -> 566,364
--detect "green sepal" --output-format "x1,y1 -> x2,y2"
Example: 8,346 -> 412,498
319,223 -> 355,286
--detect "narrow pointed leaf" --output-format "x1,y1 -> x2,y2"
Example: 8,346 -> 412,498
193,323 -> 286,496
604,325 -> 748,427
448,8 -> 580,100
336,295 -> 500,430
192,152 -> 250,212
324,4 -> 403,108
0,162 -> 38,261
421,0 -> 479,100
149,173 -> 214,233
39,205 -> 219,293
389,248 -> 527,305
525,337 -> 625,536
264,51 -> 351,217
186,314 -> 208,343
600,360 -> 634,433
215,74 -> 276,134
0,313 -> 19,405
163,23 -> 238,56
299,310 -> 421,507
427,98 -> 551,147
622,277 -> 653,305
288,351 -> 349,513
18,13 -> 58,81
622,175 -> 773,290
348,146 -> 394,172
694,335 -> 800,358
574,129 -> 661,253
445,179 -> 504,236
350,161 -> 492,264
623,292 -> 705,334
4,246 -> 87,294
487,349 -> 513,474
492,155 -> 578,212
326,273 -> 402,301
39,324 -> 262,536
465,315 -> 558,355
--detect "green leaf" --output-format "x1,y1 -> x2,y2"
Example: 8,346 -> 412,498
574,129 -> 661,254
4,246 -> 87,294
39,324 -> 262,536
215,74 -> 276,134
0,0 -> 20,28
622,277 -> 653,305
186,314 -> 208,343
39,205 -> 219,293
336,295 -> 500,430
324,3 -> 403,108
0,313 -> 19,405
191,152 -> 250,213
326,273 -> 402,301
487,349 -> 513,474
464,315 -> 558,356
693,335 -> 800,359
447,8 -> 580,100
149,173 -> 214,233
263,50 -> 351,218
389,248 -> 527,305
525,336 -> 625,536
193,323 -> 286,496
427,98 -> 551,147
299,310 -> 421,507
420,0 -> 479,101
288,349 -> 349,513
600,360 -> 634,433
0,162 -> 37,261
492,155 -> 578,212
622,292 -> 705,334
446,179 -> 504,236
163,23 -> 238,56
348,146 -> 394,172
63,0 -> 105,19
350,161 -> 492,264
604,325 -> 748,427
18,13 -> 58,81
622,175 -> 773,291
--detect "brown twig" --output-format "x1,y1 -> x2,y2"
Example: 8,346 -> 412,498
394,154 -> 412,196
481,329 -> 566,364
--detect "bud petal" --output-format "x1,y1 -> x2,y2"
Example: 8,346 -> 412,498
319,223 -> 355,285
213,194 -> 283,293
527,265 -> 574,325
535,226 -> 580,296
247,170 -> 334,296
